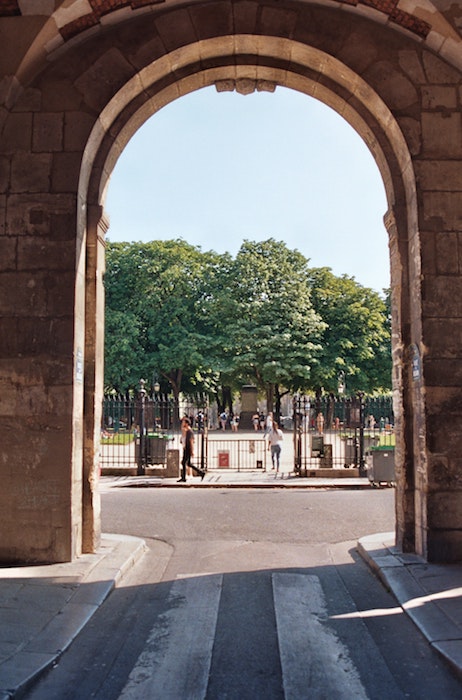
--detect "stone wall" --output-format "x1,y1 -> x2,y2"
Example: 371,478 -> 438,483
0,1 -> 461,562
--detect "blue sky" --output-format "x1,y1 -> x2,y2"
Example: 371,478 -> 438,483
105,86 -> 390,293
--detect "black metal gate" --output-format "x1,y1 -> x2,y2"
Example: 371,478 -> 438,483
101,386 -> 209,476
292,394 -> 394,476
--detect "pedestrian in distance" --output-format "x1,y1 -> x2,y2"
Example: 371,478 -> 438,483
196,410 -> 205,432
178,417 -> 205,482
259,412 -> 265,431
219,410 -> 227,431
267,421 -> 284,477
252,413 -> 260,431
316,412 -> 324,435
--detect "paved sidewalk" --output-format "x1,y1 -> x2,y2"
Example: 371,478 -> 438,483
1,508 -> 462,696
0,534 -> 146,700
100,470 -> 371,489
358,532 -> 462,681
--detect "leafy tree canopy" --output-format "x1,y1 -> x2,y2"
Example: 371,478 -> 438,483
104,239 -> 392,400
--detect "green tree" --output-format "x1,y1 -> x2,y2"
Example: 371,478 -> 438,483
104,239 -> 391,405
307,267 -> 392,394
224,239 -> 326,411
104,240 -> 221,398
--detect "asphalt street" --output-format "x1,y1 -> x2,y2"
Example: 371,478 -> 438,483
25,487 -> 462,699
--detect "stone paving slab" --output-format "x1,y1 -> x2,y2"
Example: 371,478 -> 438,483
0,534 -> 146,699
358,532 -> 462,681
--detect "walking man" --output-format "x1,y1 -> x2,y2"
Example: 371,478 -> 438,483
179,417 -> 205,482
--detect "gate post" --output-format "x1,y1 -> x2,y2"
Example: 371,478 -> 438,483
358,392 -> 366,477
293,396 -> 302,475
137,379 -> 147,476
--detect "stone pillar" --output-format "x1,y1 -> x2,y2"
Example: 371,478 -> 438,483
82,205 -> 106,553
385,209 -> 416,554
0,111 -> 84,564
413,71 -> 462,563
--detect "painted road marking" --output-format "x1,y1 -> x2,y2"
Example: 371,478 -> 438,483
272,572 -> 368,699
119,574 -> 222,699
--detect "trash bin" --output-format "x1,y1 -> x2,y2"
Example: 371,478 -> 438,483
137,433 -> 172,466
366,447 -> 395,486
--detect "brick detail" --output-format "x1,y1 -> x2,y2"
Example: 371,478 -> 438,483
90,0 -> 132,18
2,0 -> 432,41
390,8 -> 431,38
60,14 -> 100,42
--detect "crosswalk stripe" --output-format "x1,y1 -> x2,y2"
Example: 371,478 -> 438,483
118,574 -> 223,699
272,573 -> 368,699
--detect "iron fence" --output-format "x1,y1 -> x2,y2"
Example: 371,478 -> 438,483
292,394 -> 394,475
101,390 -> 208,474
100,391 -> 394,477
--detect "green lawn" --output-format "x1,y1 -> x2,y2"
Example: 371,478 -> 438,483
101,431 -> 135,445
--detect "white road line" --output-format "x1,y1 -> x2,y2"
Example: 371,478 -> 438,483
118,574 -> 223,699
272,573 -> 369,700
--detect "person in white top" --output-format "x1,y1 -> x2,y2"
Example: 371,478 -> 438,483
267,421 -> 283,475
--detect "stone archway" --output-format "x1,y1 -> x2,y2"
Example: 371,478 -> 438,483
0,2 -> 461,563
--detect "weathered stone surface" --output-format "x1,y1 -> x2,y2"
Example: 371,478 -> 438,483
189,2 -> 233,38
1,111 -> 32,151
363,60 -> 419,110
435,231 -> 460,275
398,50 -> 426,84
397,116 -> 421,155
415,160 -> 462,191
32,111 -> 63,153
234,0 -> 258,33
50,152 -> 82,192
0,0 -> 462,564
428,493 -> 462,528
421,112 -> 462,158
17,237 -> 74,270
422,276 -> 462,317
422,52 -> 462,84
5,193 -> 76,237
421,85 -> 458,110
10,152 -> 51,192
74,48 -> 136,112
154,9 -> 197,51
0,272 -> 47,315
64,111 -> 97,152
427,531 -> 462,565
0,155 -> 9,191
423,191 -> 462,231
0,235 -> 16,270
423,317 -> 462,358
425,359 -> 462,387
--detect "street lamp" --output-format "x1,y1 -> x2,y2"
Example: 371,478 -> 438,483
152,372 -> 160,394
152,373 -> 161,431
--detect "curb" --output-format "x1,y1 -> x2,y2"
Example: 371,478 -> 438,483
0,535 -> 146,700
358,532 -> 462,681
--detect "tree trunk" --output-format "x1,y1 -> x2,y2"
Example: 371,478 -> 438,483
275,384 -> 281,423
